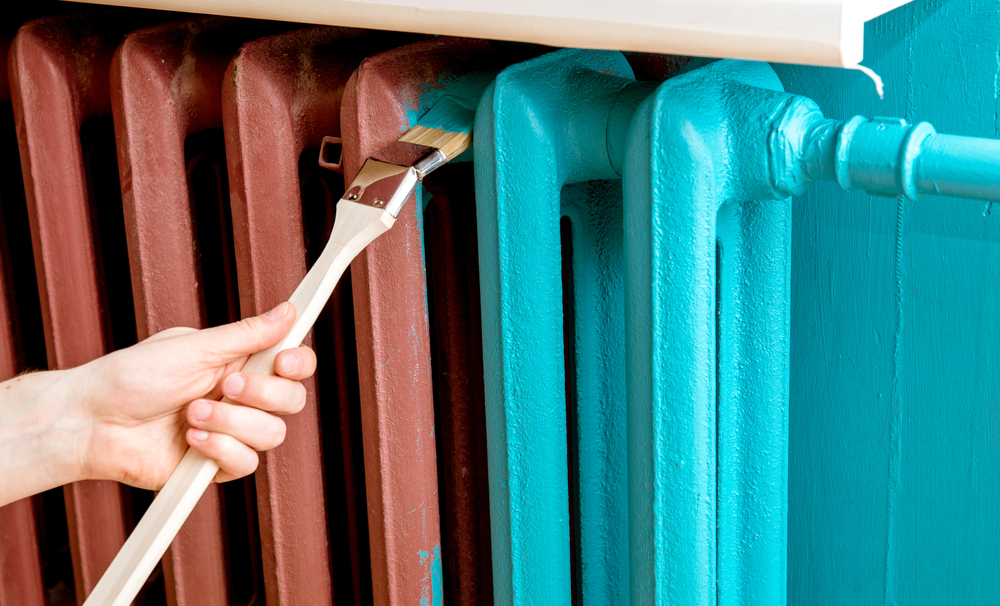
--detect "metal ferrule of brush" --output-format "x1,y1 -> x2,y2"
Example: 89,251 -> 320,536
411,148 -> 447,177
341,147 -> 449,218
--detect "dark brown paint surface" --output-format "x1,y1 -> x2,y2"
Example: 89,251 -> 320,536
422,166 -> 494,606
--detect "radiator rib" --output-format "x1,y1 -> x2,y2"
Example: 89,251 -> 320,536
0,28 -> 47,606
339,36 -> 502,606
620,60 -> 791,605
8,12 -> 166,602
109,17 -> 285,606
473,48 -> 635,605
0,499 -> 45,606
220,26 -> 405,605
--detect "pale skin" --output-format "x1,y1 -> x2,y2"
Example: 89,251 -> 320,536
0,301 -> 315,507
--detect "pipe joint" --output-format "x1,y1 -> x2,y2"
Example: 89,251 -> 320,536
761,97 -> 1000,202
833,116 -> 936,200
607,80 -> 659,176
765,94 -> 830,198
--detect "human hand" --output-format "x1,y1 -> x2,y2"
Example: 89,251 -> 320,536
72,301 -> 315,489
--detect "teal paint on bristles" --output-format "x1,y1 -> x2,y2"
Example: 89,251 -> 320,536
398,94 -> 476,161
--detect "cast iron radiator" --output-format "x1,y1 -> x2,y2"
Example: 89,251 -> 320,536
0,7 -> 506,606
0,6 -> 795,606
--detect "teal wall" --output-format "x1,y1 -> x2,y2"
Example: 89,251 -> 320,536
772,0 -> 1000,602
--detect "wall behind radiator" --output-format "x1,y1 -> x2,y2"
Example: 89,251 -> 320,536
773,0 -> 1000,603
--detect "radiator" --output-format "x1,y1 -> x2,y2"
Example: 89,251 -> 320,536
0,5 -> 997,606
0,8 -> 501,606
472,51 -> 791,605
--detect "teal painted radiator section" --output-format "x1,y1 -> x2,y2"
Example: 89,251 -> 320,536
621,60 -> 792,606
472,49 -> 635,605
471,4 -> 1000,602
474,53 -> 794,605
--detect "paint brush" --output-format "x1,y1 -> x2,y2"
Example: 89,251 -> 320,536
84,94 -> 476,606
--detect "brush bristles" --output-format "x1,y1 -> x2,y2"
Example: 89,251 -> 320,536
398,125 -> 472,161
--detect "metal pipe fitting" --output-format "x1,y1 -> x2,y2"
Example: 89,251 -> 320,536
767,95 -> 1000,201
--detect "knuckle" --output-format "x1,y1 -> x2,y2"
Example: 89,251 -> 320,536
291,383 -> 307,413
266,419 -> 287,450
233,450 -> 259,479
235,318 -> 267,351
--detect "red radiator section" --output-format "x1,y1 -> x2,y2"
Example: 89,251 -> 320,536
8,12 -> 169,602
0,22 -> 51,604
0,500 -> 44,606
110,17 -> 286,606
340,36 -> 494,606
0,10 -> 497,606
0,33 -> 18,384
222,26 -> 410,605
0,26 -> 42,604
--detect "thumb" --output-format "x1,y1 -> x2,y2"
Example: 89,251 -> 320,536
189,302 -> 297,364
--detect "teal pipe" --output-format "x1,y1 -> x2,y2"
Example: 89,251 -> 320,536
765,97 -> 1000,201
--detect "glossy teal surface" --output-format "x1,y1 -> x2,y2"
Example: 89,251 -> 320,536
622,60 -> 791,605
473,48 -> 635,605
475,53 -> 796,605
473,11 -> 1000,603
765,100 -> 1000,201
772,0 -> 1000,602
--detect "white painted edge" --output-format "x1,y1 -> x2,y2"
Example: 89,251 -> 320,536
64,0 -> 913,68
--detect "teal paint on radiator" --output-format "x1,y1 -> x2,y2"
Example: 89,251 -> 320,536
473,48 -> 635,606
561,180 -> 628,606
770,0 -> 1000,602
417,544 -> 443,606
474,52 -> 796,605
473,20 -> 1000,604
621,60 -> 792,605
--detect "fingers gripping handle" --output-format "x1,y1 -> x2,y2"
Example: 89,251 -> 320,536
84,202 -> 395,606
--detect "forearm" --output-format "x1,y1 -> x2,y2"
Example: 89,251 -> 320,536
0,370 -> 88,506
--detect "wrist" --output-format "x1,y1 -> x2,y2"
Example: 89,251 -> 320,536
0,369 -> 91,505
31,369 -> 92,485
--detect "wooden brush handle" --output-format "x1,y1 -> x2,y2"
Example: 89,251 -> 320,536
85,202 -> 395,606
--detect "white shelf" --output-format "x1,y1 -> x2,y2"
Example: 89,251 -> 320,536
73,0 -> 913,67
